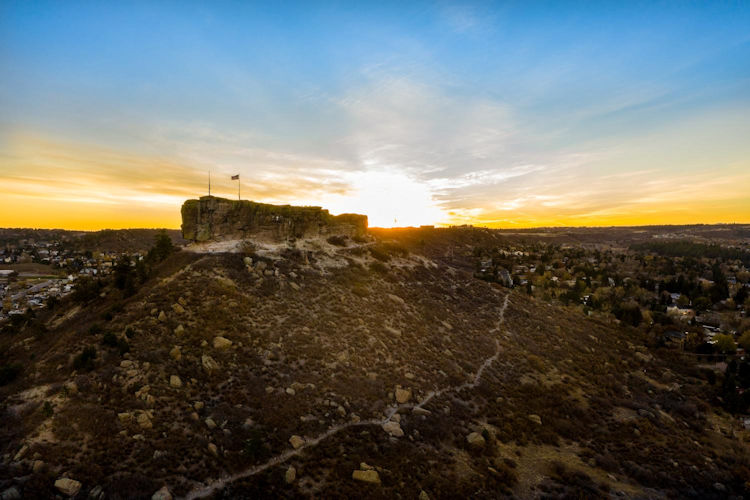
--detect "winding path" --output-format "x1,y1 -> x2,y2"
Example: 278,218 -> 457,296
184,293 -> 511,499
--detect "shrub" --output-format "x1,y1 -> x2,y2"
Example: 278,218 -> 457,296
117,338 -> 130,355
326,235 -> 348,247
0,363 -> 21,386
73,346 -> 97,371
242,429 -> 270,461
102,332 -> 118,347
370,261 -> 389,274
72,276 -> 103,303
42,401 -> 54,417
88,324 -> 104,336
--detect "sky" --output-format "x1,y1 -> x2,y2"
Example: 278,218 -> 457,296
1,1 -> 749,229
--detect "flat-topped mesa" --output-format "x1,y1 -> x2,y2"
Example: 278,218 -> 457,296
181,196 -> 368,242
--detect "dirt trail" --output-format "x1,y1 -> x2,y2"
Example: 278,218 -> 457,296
184,293 -> 511,499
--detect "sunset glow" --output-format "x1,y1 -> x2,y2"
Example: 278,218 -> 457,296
1,2 -> 749,230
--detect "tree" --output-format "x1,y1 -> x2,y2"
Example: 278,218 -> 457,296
735,285 -> 748,307
738,331 -> 750,351
113,255 -> 136,296
714,334 -> 737,354
147,230 -> 174,264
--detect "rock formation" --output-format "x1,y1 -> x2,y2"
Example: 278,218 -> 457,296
181,196 -> 367,242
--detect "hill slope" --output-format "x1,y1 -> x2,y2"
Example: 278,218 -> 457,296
1,239 -> 748,499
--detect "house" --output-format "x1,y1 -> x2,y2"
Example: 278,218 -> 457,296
0,270 -> 18,283
498,268 -> 513,287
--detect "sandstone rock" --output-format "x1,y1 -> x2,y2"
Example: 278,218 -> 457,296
360,462 -> 374,470
205,417 -> 217,430
137,412 -> 152,429
174,325 -> 185,335
387,293 -> 405,305
289,435 -> 305,449
169,375 -> 182,388
169,346 -> 181,361
171,303 -> 185,314
201,355 -> 219,374
89,485 -> 104,499
213,336 -> 233,349
158,311 -> 167,322
13,444 -> 28,461
1,487 -> 21,500
285,466 -> 296,484
32,459 -> 44,473
635,352 -> 653,363
352,469 -> 380,484
207,442 -> 218,456
54,478 -> 82,497
395,387 -> 412,404
466,432 -> 486,449
178,296 -> 187,306
118,412 -> 133,423
181,197 -> 367,242
528,414 -> 542,425
382,421 -> 404,437
194,401 -> 204,411
151,486 -> 173,500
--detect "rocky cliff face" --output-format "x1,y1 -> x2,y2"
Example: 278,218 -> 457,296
181,196 -> 367,242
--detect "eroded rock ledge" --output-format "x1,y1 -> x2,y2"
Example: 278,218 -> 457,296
181,196 -> 367,242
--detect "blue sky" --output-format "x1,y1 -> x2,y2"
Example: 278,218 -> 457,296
1,0 -> 749,228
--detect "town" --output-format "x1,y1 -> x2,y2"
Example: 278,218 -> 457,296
473,236 -> 750,356
0,229 -> 170,321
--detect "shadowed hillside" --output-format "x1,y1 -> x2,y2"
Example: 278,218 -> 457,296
1,230 -> 748,498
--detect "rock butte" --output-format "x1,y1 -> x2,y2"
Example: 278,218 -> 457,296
181,196 -> 368,242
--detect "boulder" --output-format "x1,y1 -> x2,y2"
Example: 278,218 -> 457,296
207,443 -> 218,456
635,352 -> 653,363
158,311 -> 167,322
289,435 -> 305,449
169,375 -> 182,388
201,355 -> 219,374
352,469 -> 381,484
137,412 -> 152,429
395,387 -> 412,404
151,486 -> 173,500
213,336 -> 233,349
466,432 -> 486,449
54,478 -> 82,497
528,414 -> 542,425
285,466 -> 296,484
382,421 -> 404,437
169,346 -> 181,361
171,303 -> 185,314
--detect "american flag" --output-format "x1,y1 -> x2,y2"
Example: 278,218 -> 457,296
231,174 -> 239,180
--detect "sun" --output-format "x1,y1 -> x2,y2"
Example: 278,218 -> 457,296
325,170 -> 446,228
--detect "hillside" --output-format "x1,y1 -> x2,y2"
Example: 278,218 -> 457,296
1,234 -> 748,498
